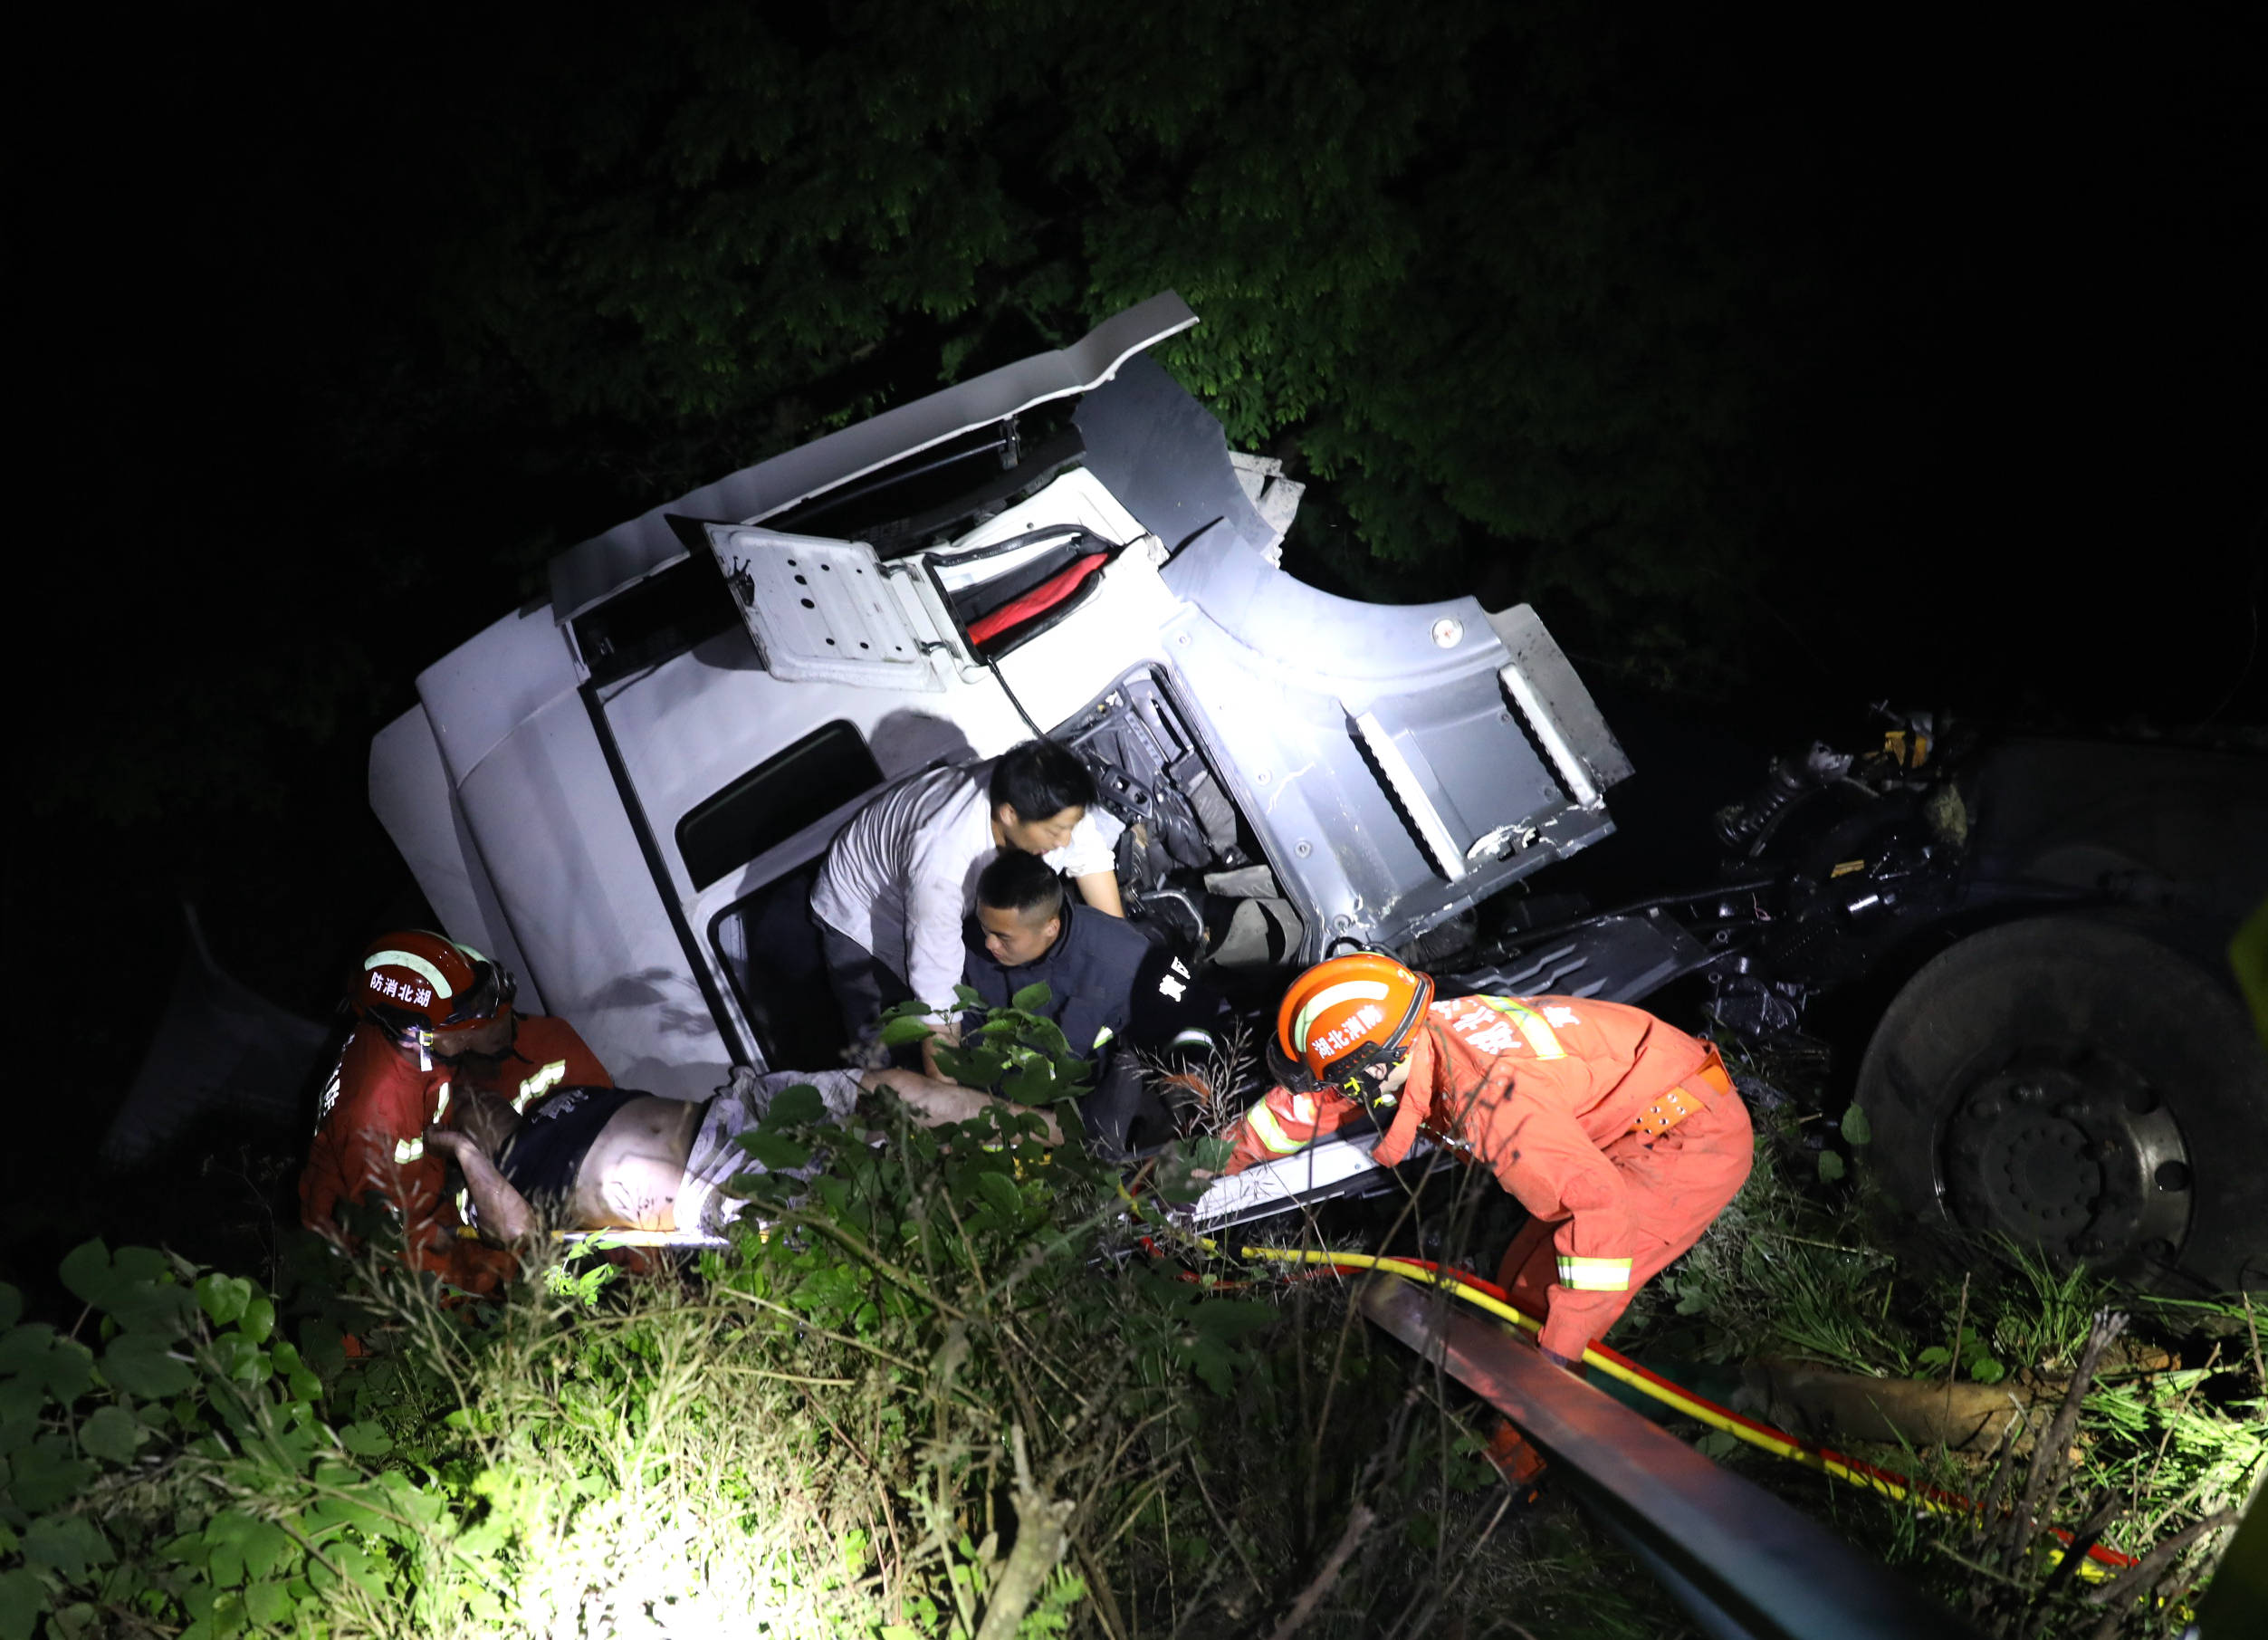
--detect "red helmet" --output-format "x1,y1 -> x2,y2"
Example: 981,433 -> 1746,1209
354,931 -> 514,1047
1270,953 -> 1433,1107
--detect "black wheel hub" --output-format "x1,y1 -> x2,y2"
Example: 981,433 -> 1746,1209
1938,1056 -> 2193,1271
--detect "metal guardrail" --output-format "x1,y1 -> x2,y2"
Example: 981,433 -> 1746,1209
1360,1274 -> 1984,1640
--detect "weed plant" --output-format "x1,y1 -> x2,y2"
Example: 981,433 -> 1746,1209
8,1006 -> 2250,1638
3,996 -> 1677,1639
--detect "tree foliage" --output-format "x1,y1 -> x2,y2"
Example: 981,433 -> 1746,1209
439,1 -> 1809,684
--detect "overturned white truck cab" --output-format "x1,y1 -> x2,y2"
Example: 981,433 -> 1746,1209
368,293 -> 1632,1106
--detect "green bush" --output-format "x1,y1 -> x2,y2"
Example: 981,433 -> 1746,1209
1,996 -> 1530,1639
0,1237 -> 483,1640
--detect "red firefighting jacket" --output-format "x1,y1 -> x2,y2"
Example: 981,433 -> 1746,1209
297,1012 -> 610,1292
1227,994 -> 1714,1355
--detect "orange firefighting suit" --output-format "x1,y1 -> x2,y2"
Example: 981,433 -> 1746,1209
298,1013 -> 610,1294
1227,993 -> 1752,1360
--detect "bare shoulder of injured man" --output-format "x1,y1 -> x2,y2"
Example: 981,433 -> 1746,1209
431,1065 -> 1064,1241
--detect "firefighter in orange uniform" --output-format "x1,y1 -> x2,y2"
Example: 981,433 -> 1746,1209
299,931 -> 612,1293
1230,954 -> 1752,1373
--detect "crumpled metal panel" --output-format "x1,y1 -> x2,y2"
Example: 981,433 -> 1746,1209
1076,356 -> 1626,954
550,292 -> 1198,621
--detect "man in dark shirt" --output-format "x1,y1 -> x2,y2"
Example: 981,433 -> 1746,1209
962,850 -> 1227,1155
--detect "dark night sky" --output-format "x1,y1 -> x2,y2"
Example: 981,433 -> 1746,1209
9,7 -> 2263,1271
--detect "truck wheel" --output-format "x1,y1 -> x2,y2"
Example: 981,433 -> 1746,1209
1855,917 -> 2268,1292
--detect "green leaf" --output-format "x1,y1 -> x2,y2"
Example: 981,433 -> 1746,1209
308,1495 -> 388,1539
196,1274 -> 252,1328
879,1014 -> 934,1047
1010,981 -> 1055,1012
22,1515 -> 111,1585
762,1083 -> 828,1128
1839,1103 -> 1872,1146
340,1422 -> 393,1457
110,1249 -> 173,1289
244,1581 -> 293,1626
0,1324 -> 53,1375
943,1047 -> 1007,1084
737,1133 -> 812,1173
952,983 -> 983,1008
57,1241 -> 110,1307
1815,1149 -> 1846,1183
0,1372 -> 43,1436
100,1279 -> 198,1340
33,1338 -> 96,1405
975,1171 -> 1024,1223
5,1442 -> 92,1511
215,1337 -> 270,1385
1191,1136 -> 1234,1173
78,1405 -> 145,1464
296,1319 -> 346,1380
1191,1341 -> 1235,1395
0,1567 -> 43,1640
208,1531 -> 246,1588
101,1331 -> 196,1399
1969,1358 -> 2006,1385
1189,1299 -> 1277,1342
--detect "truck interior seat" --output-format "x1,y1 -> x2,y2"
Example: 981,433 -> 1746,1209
711,860 -> 847,1073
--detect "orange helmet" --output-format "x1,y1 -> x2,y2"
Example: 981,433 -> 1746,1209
353,930 -> 515,1048
1270,954 -> 1433,1107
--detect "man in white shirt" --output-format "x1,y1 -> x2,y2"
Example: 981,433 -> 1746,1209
809,739 -> 1124,1069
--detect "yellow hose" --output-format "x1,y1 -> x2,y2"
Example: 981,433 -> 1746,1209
1195,1237 -> 2120,1582
1229,1244 -> 1953,1511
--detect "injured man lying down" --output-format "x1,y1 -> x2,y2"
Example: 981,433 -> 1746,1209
426,1066 -> 1061,1242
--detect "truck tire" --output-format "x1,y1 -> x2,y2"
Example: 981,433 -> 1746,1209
1855,916 -> 2268,1293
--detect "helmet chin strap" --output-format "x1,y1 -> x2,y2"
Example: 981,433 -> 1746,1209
1337,1044 -> 1409,1118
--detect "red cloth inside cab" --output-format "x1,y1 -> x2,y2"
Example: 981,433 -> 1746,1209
966,552 -> 1109,646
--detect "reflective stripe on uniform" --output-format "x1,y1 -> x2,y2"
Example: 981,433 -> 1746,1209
1291,981 -> 1391,1051
514,1060 -> 569,1114
1483,997 -> 1566,1060
393,1136 -> 426,1165
1245,1103 -> 1309,1156
313,1060 -> 343,1133
432,1080 -> 452,1123
1172,1028 -> 1217,1051
1555,1254 -> 1632,1291
1092,1026 -> 1115,1050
